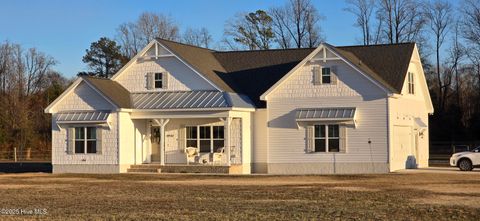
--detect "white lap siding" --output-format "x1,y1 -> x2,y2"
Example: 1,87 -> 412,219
266,59 -> 389,174
51,81 -> 119,173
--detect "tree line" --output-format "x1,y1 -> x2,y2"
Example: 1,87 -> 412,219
0,41 -> 69,154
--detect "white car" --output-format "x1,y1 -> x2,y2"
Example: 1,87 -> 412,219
450,146 -> 480,171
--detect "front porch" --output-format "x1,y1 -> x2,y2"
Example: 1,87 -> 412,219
127,164 -> 244,174
127,109 -> 253,174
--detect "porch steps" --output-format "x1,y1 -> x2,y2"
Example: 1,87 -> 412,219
127,164 -> 230,174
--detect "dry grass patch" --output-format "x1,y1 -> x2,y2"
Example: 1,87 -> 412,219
0,172 -> 479,220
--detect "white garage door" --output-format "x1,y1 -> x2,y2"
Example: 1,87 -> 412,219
391,126 -> 414,171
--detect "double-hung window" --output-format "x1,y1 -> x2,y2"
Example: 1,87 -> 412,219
408,72 -> 414,94
314,125 -> 339,152
321,67 -> 331,84
154,73 -> 163,88
185,125 -> 225,153
186,126 -> 198,149
74,127 -> 97,154
199,126 -> 211,153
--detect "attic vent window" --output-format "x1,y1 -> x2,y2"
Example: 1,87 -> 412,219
154,73 -> 163,88
408,72 -> 414,94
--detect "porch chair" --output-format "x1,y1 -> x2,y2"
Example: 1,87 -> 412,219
212,147 -> 225,165
185,147 -> 199,165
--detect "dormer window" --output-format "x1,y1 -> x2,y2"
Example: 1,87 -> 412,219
322,67 -> 331,84
313,65 -> 336,85
408,72 -> 414,94
147,72 -> 168,90
154,73 -> 163,88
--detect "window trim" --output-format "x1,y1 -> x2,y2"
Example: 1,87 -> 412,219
408,72 -> 414,94
321,67 -> 331,84
313,124 -> 340,153
154,72 -> 163,89
74,127 -> 97,154
185,125 -> 225,153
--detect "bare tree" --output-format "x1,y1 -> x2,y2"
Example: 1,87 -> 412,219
345,0 -> 376,45
461,0 -> 480,44
461,0 -> 480,105
182,27 -> 213,48
377,0 -> 426,44
115,12 -> 180,58
269,7 -> 292,49
448,23 -> 465,111
425,0 -> 453,111
270,0 -> 324,48
116,22 -> 141,59
137,12 -> 179,44
224,10 -> 275,50
24,48 -> 56,96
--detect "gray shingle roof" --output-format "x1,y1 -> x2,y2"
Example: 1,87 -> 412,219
83,76 -> 132,108
76,40 -> 416,110
156,39 -> 416,106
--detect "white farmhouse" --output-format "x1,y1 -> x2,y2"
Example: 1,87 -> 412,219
45,39 -> 433,174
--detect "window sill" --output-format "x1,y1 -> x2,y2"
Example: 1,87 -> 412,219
306,152 -> 346,154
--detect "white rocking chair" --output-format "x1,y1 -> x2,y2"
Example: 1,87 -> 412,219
185,147 -> 199,165
212,147 -> 225,165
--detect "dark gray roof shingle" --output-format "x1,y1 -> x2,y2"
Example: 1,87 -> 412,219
156,39 -> 415,107
83,76 -> 132,108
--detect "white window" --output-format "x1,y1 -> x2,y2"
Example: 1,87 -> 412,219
74,127 -> 97,154
322,67 -> 331,84
408,72 -> 414,94
154,73 -> 163,88
186,125 -> 224,153
314,124 -> 339,152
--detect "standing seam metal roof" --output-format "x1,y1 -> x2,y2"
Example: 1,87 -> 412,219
131,91 -> 255,109
296,108 -> 356,120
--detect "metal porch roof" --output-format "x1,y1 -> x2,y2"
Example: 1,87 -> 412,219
56,111 -> 110,123
296,108 -> 356,120
131,91 -> 255,110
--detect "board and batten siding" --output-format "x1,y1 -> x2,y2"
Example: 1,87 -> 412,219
266,58 -> 389,174
115,56 -> 216,92
51,82 -> 119,173
118,112 -> 135,172
252,109 -> 268,173
388,57 -> 431,170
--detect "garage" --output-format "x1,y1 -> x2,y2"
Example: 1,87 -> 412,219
391,126 -> 415,171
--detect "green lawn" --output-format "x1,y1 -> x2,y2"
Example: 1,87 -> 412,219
0,172 -> 479,220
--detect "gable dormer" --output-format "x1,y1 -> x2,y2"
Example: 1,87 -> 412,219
111,41 -> 219,92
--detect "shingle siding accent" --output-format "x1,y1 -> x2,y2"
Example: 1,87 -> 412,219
54,82 -> 115,112
51,82 -> 119,168
271,60 -> 385,99
51,112 -> 118,166
115,57 -> 216,92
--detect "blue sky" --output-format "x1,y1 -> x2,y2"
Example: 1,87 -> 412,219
0,0 -> 443,77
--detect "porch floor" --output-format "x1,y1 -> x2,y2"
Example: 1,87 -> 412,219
127,164 -> 231,174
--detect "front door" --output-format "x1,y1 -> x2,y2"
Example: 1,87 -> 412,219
151,126 -> 161,163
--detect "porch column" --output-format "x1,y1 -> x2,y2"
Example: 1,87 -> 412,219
154,119 -> 170,166
224,117 -> 232,166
